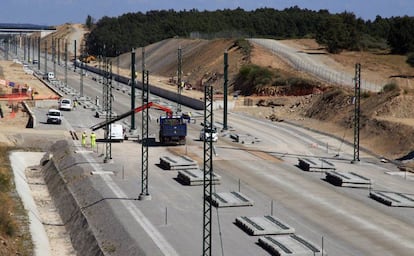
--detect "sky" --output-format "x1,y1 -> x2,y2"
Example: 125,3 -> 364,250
0,0 -> 413,26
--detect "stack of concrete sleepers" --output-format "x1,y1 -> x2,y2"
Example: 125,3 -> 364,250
236,215 -> 327,255
258,234 -> 326,256
298,158 -> 335,172
235,215 -> 295,236
159,155 -> 198,170
370,190 -> 414,207
177,169 -> 221,185
326,170 -> 372,188
209,191 -> 254,207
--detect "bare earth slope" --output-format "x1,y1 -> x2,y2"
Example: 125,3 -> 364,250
18,24 -> 414,161
111,36 -> 414,161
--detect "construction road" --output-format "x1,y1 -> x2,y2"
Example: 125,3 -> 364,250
8,44 -> 414,255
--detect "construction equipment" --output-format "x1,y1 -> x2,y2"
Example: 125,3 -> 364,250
90,102 -> 187,145
82,55 -> 96,63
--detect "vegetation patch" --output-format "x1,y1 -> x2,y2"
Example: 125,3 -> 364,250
0,145 -> 32,256
381,82 -> 400,93
235,64 -> 321,96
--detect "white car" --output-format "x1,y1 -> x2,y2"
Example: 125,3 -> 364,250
59,98 -> 73,111
46,109 -> 62,124
200,127 -> 218,142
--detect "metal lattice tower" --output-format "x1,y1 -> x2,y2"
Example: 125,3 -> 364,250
353,63 -> 361,162
202,77 -> 214,256
130,49 -> 136,130
27,37 -> 30,62
74,40 -> 77,71
52,37 -> 56,75
44,41 -> 47,74
177,46 -> 182,113
223,50 -> 229,130
4,38 -> 9,60
23,36 -> 26,61
139,69 -> 151,200
57,38 -> 60,65
64,40 -> 68,87
37,37 -> 41,70
104,60 -> 113,163
31,37 -> 35,63
79,43 -> 84,97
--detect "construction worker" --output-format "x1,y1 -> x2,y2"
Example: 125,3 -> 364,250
81,131 -> 87,147
90,132 -> 96,149
73,99 -> 77,109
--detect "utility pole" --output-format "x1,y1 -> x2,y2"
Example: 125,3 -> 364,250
37,37 -> 41,70
202,75 -> 215,256
177,46 -> 182,113
27,37 -> 30,62
223,50 -> 229,130
74,40 -> 77,71
353,63 -> 361,163
130,49 -> 136,130
79,43 -> 84,97
139,68 -> 151,201
31,36 -> 35,63
117,51 -> 120,89
57,38 -> 60,65
44,40 -> 47,74
139,47 -> 151,200
23,36 -> 26,61
65,40 -> 68,87
52,37 -> 56,75
103,58 -> 113,163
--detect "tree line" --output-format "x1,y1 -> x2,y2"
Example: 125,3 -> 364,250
85,6 -> 414,58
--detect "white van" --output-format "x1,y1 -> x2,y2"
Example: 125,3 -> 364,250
105,123 -> 124,142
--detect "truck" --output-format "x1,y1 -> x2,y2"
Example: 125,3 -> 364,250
159,115 -> 187,145
90,102 -> 187,145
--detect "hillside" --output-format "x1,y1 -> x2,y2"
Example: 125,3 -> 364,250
49,24 -> 414,161
110,36 -> 414,161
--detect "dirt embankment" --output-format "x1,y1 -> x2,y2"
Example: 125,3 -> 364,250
26,24 -> 414,160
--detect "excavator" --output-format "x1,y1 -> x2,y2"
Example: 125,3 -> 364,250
90,102 -> 187,145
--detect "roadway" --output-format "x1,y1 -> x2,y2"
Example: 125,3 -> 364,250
7,43 -> 414,255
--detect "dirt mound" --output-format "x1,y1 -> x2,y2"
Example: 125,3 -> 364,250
115,38 -> 246,92
302,87 -> 414,159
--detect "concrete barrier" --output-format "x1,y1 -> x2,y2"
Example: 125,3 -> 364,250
22,101 -> 36,128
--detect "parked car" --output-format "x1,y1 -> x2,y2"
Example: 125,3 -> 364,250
46,109 -> 62,124
200,127 -> 218,142
59,98 -> 72,111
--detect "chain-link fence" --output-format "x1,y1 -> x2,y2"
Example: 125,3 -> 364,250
249,38 -> 383,92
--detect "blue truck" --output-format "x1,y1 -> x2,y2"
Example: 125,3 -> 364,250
159,115 -> 187,145
90,102 -> 188,145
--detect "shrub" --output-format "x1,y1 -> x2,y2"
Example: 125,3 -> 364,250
407,52 -> 414,67
234,38 -> 251,56
382,82 -> 399,92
